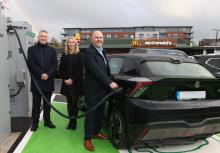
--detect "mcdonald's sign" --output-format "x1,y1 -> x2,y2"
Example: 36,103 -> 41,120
75,32 -> 80,44
131,38 -> 177,48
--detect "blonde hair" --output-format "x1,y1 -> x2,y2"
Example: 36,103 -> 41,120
64,37 -> 80,55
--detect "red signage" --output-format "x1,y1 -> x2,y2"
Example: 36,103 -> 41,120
131,38 -> 177,48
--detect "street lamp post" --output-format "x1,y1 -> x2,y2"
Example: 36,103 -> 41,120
212,29 -> 220,53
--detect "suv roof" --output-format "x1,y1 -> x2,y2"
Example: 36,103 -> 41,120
110,49 -> 196,64
129,48 -> 188,57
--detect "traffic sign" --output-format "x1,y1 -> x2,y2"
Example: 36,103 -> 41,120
26,31 -> 36,38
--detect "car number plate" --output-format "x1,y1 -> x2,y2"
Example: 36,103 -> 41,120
176,91 -> 206,101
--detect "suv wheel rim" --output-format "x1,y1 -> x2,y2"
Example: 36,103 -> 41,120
109,110 -> 123,145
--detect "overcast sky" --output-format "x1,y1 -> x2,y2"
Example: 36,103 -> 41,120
3,0 -> 220,43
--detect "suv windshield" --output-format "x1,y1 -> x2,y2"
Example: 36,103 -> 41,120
141,61 -> 215,78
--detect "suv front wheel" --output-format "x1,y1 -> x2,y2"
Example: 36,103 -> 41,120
109,108 -> 127,148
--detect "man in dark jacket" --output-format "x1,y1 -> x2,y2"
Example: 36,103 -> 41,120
84,31 -> 118,151
28,30 -> 57,131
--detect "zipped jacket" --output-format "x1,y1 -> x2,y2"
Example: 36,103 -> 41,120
27,43 -> 57,92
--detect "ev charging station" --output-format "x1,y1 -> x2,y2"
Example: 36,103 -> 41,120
0,2 -> 34,144
8,20 -> 34,118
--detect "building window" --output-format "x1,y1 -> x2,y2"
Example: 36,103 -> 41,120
139,34 -> 144,39
159,33 -> 166,38
124,34 -> 129,38
146,33 -> 151,38
152,34 -> 158,38
107,34 -> 111,39
81,35 -> 86,40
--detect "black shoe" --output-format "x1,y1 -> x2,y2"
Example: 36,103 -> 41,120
70,125 -> 76,130
66,121 -> 73,129
44,121 -> 56,129
31,124 -> 38,132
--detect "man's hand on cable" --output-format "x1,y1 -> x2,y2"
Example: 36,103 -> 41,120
109,82 -> 118,89
64,79 -> 74,85
41,73 -> 49,80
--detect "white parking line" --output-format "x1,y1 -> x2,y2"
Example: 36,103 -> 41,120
13,93 -> 57,153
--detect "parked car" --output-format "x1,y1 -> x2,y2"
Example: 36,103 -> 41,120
105,48 -> 220,148
194,54 -> 220,78
55,53 -> 62,78
78,48 -> 220,148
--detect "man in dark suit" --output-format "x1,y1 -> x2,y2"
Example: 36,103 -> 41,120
84,31 -> 118,151
27,30 -> 57,131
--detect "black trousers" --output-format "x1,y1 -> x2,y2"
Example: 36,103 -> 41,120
66,95 -> 79,125
84,90 -> 107,140
32,91 -> 52,125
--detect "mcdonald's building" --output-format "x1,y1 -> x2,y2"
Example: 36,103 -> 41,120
60,26 -> 214,55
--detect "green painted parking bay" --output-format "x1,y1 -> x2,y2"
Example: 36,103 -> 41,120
19,102 -> 119,153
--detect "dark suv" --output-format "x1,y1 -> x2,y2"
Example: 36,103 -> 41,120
106,48 -> 220,148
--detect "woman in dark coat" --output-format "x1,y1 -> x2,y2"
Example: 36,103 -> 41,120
59,37 -> 83,130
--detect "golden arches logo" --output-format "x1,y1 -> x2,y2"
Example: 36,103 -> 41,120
131,39 -> 139,46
